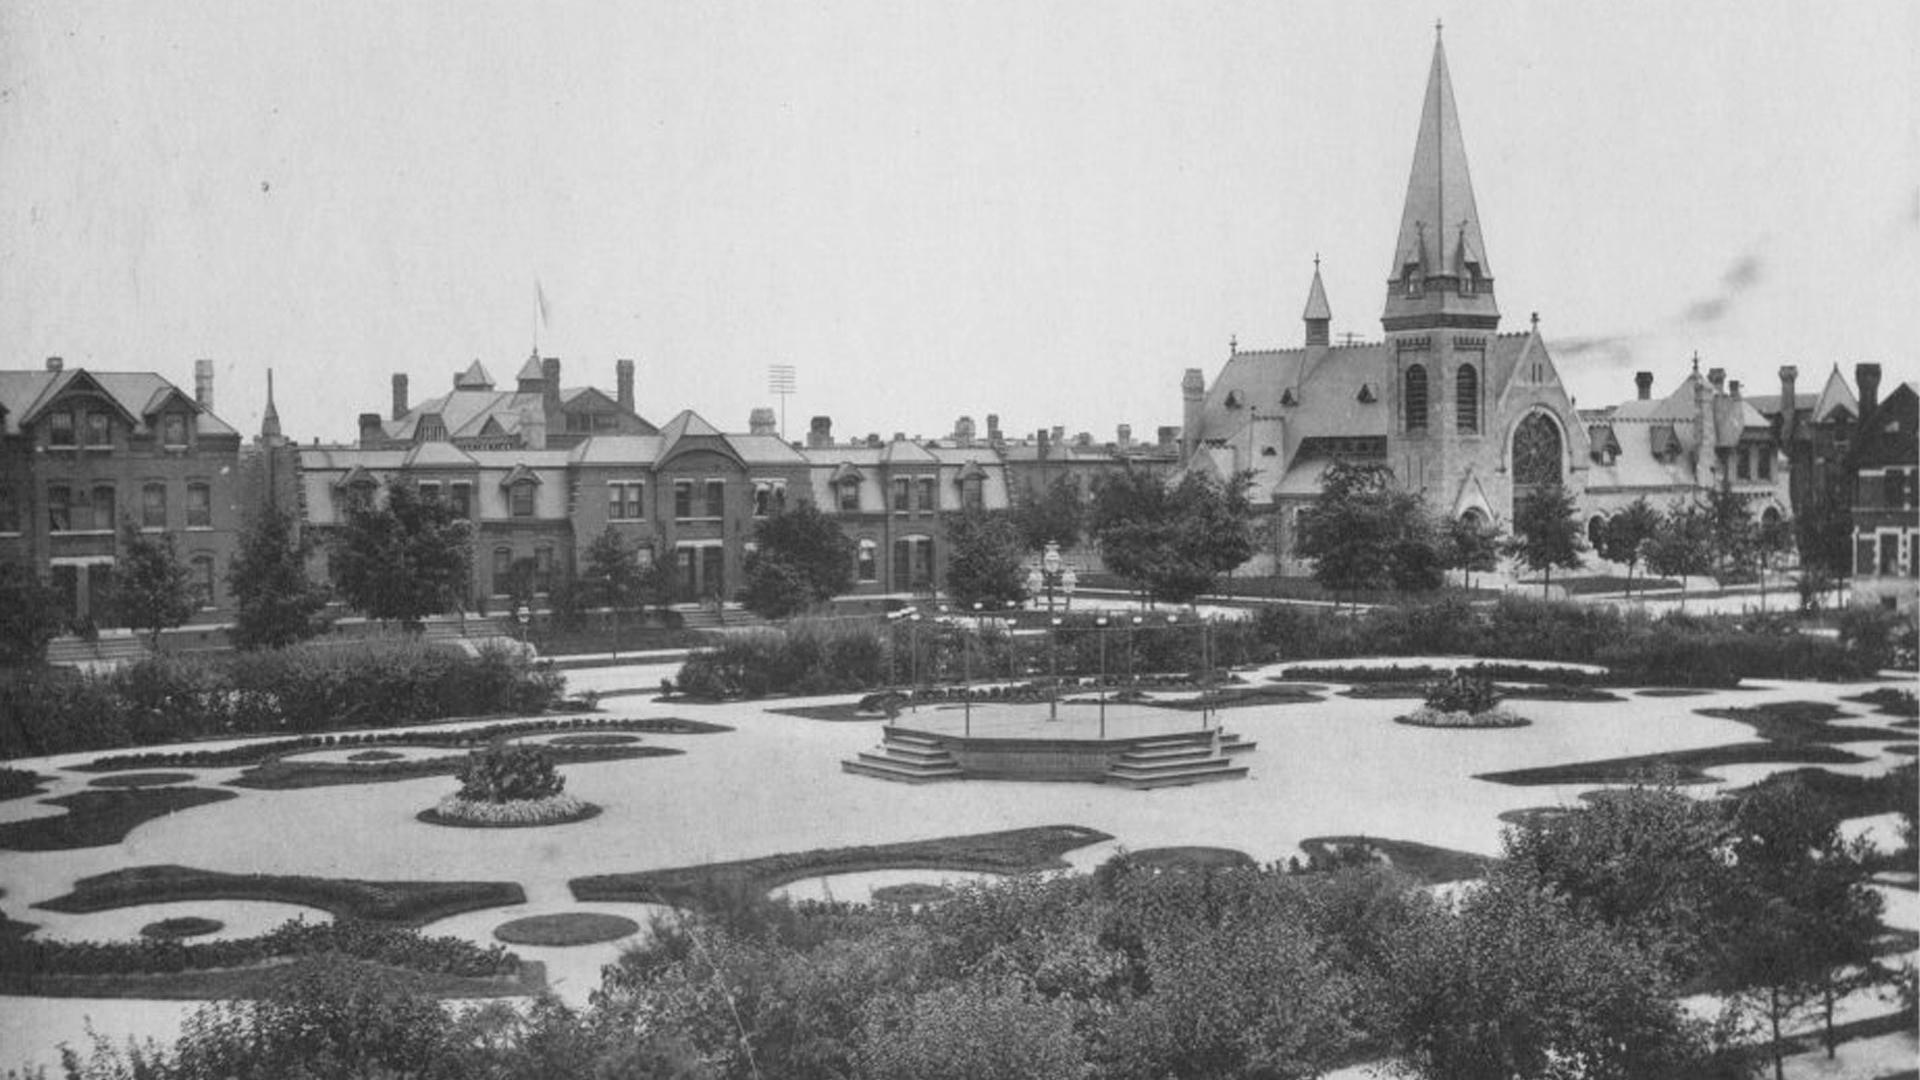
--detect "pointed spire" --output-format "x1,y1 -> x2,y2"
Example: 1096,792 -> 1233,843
1303,258 -> 1332,346
261,369 -> 282,441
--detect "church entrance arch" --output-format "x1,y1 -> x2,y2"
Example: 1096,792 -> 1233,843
1510,412 -> 1564,518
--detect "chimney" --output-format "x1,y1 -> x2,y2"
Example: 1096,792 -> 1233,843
807,415 -> 833,448
1857,363 -> 1882,425
195,359 -> 215,411
44,356 -> 63,372
954,416 -> 975,446
1707,367 -> 1726,392
1182,367 -> 1207,457
1051,425 -> 1065,443
892,431 -> 905,443
616,359 -> 635,412
1037,428 -> 1051,459
1635,371 -> 1653,400
540,357 -> 561,418
1729,380 -> 1741,398
1116,424 -> 1132,449
1075,432 -> 1093,447
865,433 -> 881,448
1157,425 -> 1179,448
1778,365 -> 1799,444
986,414 -> 1001,442
358,412 -> 384,448
749,407 -> 777,436
391,373 -> 408,420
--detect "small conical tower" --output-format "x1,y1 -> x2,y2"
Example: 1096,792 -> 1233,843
1381,24 -> 1499,333
259,369 -> 284,446
1303,257 -> 1332,346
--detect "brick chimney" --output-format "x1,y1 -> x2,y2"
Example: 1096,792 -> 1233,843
195,359 -> 215,411
985,413 -> 1001,442
44,356 -> 63,372
807,416 -> 833,449
1157,425 -> 1179,448
391,373 -> 408,420
1857,363 -> 1883,425
1729,380 -> 1741,398
749,407 -> 777,436
1707,367 -> 1726,392
616,359 -> 635,413
1116,424 -> 1132,449
954,416 -> 975,446
540,357 -> 561,419
1182,368 -> 1207,456
1778,366 -> 1799,443
358,412 -> 384,448
1635,371 -> 1653,400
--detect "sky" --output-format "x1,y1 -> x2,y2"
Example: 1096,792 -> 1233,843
2,1 -> 1916,446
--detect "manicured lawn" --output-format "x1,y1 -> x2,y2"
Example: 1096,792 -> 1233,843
1477,742 -> 1869,786
546,733 -> 643,747
0,768 -> 51,802
36,865 -> 525,926
88,772 -> 197,788
870,882 -> 956,904
1294,836 -> 1491,885
493,913 -> 639,946
1127,847 -> 1255,871
1697,700 -> 1914,746
572,825 -> 1113,910
0,789 -> 238,851
229,745 -> 679,790
139,917 -> 223,940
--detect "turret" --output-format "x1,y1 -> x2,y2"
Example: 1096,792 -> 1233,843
1303,259 -> 1332,346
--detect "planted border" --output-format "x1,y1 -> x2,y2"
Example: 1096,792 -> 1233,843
572,825 -> 1112,910
493,913 -> 639,946
0,788 -> 238,851
35,864 -> 525,926
231,744 -> 678,791
1294,836 -> 1492,885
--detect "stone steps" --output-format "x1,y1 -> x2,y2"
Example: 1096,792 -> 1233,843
1103,730 -> 1253,789
842,728 -> 964,783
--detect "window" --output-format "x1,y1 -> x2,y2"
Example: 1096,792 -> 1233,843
90,485 -> 115,531
838,480 -> 860,512
1456,363 -> 1479,433
450,483 -> 472,518
1404,365 -> 1428,431
509,482 -> 535,518
85,412 -> 111,448
1757,450 -> 1772,481
1880,534 -> 1900,576
191,555 -> 216,609
48,485 -> 71,532
962,477 -> 984,511
752,481 -> 786,517
856,539 -> 877,582
674,481 -> 694,520
1512,414 -> 1563,489
534,546 -> 554,593
0,487 -> 17,533
1886,470 -> 1909,509
1911,534 -> 1919,579
418,481 -> 441,501
186,483 -> 211,528
610,481 -> 644,520
162,413 -> 188,448
1587,516 -> 1606,548
916,477 -> 936,513
48,410 -> 75,447
1736,448 -> 1752,480
892,478 -> 910,513
892,538 -> 911,590
704,480 -> 725,518
142,483 -> 167,529
492,547 -> 513,594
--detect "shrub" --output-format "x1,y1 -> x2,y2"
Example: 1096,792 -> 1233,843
675,618 -> 888,699
454,744 -> 564,803
1423,672 -> 1500,715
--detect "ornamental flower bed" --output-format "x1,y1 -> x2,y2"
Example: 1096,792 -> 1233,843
419,744 -> 599,827
1395,672 -> 1530,729
426,793 -> 597,827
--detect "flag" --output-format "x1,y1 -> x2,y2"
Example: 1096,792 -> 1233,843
534,280 -> 552,330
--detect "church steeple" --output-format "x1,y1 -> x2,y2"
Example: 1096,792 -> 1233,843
260,369 -> 283,445
1303,256 -> 1332,346
1382,25 -> 1500,332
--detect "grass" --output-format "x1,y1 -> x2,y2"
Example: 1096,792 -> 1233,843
1344,683 -> 1620,703
87,771 -> 197,788
1696,700 -> 1915,746
870,882 -> 957,904
229,744 -> 680,790
1282,662 -> 1609,687
1127,847 -> 1255,872
771,703 -> 897,722
0,767 -> 51,802
5,957 -> 546,1001
1726,764 -> 1919,821
0,788 -> 239,851
546,732 -> 642,747
492,913 -> 639,946
36,864 -> 525,926
347,749 -> 405,761
571,825 -> 1113,910
1846,687 -> 1920,718
1144,685 -> 1325,712
139,916 -> 223,940
1294,836 -> 1491,885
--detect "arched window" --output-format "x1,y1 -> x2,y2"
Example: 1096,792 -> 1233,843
492,547 -> 514,595
856,539 -> 877,582
1456,363 -> 1480,433
1512,413 -> 1564,489
1460,507 -> 1489,529
1404,365 -> 1428,431
1588,515 -> 1607,548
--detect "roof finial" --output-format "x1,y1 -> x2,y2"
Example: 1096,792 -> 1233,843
1690,351 -> 1701,373
1313,252 -> 1320,271
1530,311 -> 1539,331
1229,335 -> 1238,355
1435,17 -> 1443,39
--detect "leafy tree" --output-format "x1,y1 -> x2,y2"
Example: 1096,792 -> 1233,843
1751,512 -> 1795,611
329,479 -> 474,628
577,527 -> 648,612
1645,500 -> 1714,608
1501,483 -> 1585,597
1793,493 -> 1852,592
861,978 -> 1089,1080
1596,496 -> 1661,598
1443,513 -> 1502,591
943,509 -> 1030,609
1296,462 -> 1446,603
117,521 -> 196,646
1703,483 -> 1757,586
741,502 -> 855,619
1090,469 -> 1255,605
226,504 -> 330,650
1011,473 -> 1086,553
0,561 -> 65,665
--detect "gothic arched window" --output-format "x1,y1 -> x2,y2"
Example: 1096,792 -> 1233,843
1404,365 -> 1429,431
1512,413 -> 1563,488
1456,363 -> 1480,434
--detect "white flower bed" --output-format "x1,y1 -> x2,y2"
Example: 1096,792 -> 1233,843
1397,706 -> 1529,729
432,793 -> 591,825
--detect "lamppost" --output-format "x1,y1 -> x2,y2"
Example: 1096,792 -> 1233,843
964,602 -> 982,736
1127,614 -> 1143,692
1095,614 -> 1109,739
515,603 -> 531,647
909,612 -> 922,711
1026,540 -> 1078,613
1048,616 -> 1063,721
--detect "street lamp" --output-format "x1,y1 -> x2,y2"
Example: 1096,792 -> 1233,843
1095,615 -> 1109,739
1127,614 -> 1143,692
514,603 -> 531,646
909,612 -> 922,711
1048,616 -> 1063,721
964,602 -> 982,736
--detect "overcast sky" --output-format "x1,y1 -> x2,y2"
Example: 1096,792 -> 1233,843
2,1 -> 1915,446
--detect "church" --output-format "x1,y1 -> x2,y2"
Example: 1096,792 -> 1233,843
1179,29 -> 1789,573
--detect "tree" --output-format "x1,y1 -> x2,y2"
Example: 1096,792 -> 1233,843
577,526 -> 649,612
1010,473 -> 1086,553
1296,462 -> 1447,603
1751,513 -> 1796,611
1645,501 -> 1714,608
943,509 -> 1030,609
1443,513 -> 1502,592
226,504 -> 330,650
1703,484 -> 1757,586
329,479 -> 475,628
1090,469 -> 1255,605
0,562 -> 65,665
117,521 -> 196,646
1501,484 -> 1585,597
1596,496 -> 1660,598
740,502 -> 855,619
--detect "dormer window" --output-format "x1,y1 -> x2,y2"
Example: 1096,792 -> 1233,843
510,482 -> 536,518
162,413 -> 188,448
84,412 -> 111,448
1224,390 -> 1244,410
1280,388 -> 1298,407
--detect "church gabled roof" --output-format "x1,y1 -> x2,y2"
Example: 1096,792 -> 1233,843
1388,29 -> 1490,282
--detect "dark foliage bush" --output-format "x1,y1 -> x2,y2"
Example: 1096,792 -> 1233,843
1423,672 -> 1501,714
454,744 -> 564,803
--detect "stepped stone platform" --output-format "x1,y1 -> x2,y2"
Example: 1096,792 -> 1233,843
842,701 -> 1254,789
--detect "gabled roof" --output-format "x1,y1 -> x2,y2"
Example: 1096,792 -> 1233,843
830,461 -> 865,484
455,360 -> 494,390
881,439 -> 939,465
403,441 -> 478,468
569,435 -> 666,465
1812,365 -> 1858,422
498,463 -> 543,488
515,354 -> 545,382
1389,30 -> 1490,280
656,409 -> 724,444
0,368 -> 238,437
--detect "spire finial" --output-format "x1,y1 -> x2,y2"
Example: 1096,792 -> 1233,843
1530,311 -> 1539,330
1313,252 -> 1321,271
1230,335 -> 1238,355
1691,351 -> 1701,373
1435,17 -> 1443,39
